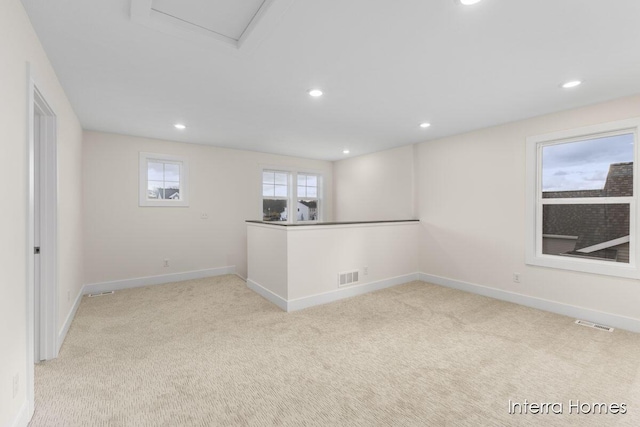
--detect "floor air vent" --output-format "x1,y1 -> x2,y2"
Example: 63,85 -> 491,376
575,319 -> 614,332
338,270 -> 359,287
88,291 -> 115,297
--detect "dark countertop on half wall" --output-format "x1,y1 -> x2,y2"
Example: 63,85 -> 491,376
245,219 -> 419,227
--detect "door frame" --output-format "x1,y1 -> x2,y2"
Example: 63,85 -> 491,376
26,63 -> 59,416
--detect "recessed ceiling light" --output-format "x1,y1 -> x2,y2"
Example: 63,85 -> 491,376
561,80 -> 582,89
343,149 -> 350,154
460,0 -> 482,5
419,123 -> 431,129
174,123 -> 186,130
308,89 -> 323,97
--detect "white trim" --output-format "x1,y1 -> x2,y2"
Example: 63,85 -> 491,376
577,235 -> 630,253
26,63 -> 58,424
526,119 -> 640,145
83,266 -> 235,295
542,234 -> 577,240
419,273 -> 640,333
57,288 -> 83,353
247,273 -> 420,312
139,152 -> 189,207
525,117 -> 640,278
8,401 -> 29,427
25,64 -> 36,423
288,273 -> 419,312
541,196 -> 632,205
34,87 -> 58,361
247,279 -> 288,311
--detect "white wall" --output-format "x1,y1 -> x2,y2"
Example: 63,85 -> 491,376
247,221 -> 420,310
82,131 -> 333,285
286,223 -> 419,300
0,0 -> 83,425
247,225 -> 289,300
417,94 -> 640,324
334,145 -> 415,221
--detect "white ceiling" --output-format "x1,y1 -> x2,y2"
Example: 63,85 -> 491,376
150,0 -> 266,41
20,0 -> 640,161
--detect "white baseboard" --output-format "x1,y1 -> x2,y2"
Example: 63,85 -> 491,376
9,401 -> 29,427
247,273 -> 420,312
57,288 -> 83,353
83,266 -> 236,295
419,273 -> 640,333
288,273 -> 420,312
247,279 -> 288,311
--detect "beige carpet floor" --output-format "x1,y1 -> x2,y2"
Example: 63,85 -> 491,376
31,275 -> 640,426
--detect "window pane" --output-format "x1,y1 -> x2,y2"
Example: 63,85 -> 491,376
274,184 -> 287,197
274,172 -> 288,185
164,163 -> 180,182
163,181 -> 180,200
148,180 -> 164,199
306,175 -> 318,187
297,199 -> 318,221
163,189 -> 180,200
542,203 -> 630,263
263,184 -> 274,197
297,174 -> 307,187
307,186 -> 317,197
542,133 -> 634,196
263,199 -> 287,221
297,186 -> 306,197
148,162 -> 164,181
262,171 -> 275,185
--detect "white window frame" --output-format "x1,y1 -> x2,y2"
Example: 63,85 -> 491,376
525,118 -> 640,278
262,169 -> 291,222
260,166 -> 324,223
139,152 -> 189,207
296,172 -> 321,222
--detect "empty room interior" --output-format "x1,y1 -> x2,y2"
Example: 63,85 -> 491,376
3,0 -> 640,426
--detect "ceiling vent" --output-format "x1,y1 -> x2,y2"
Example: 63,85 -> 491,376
130,0 -> 294,50
574,319 -> 614,332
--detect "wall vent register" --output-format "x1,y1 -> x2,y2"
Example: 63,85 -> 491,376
338,270 -> 359,287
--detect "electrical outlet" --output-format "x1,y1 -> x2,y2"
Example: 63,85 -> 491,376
12,374 -> 18,398
164,259 -> 169,268
363,266 -> 369,276
513,273 -> 521,283
201,212 -> 208,220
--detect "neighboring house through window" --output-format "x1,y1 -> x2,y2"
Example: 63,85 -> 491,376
139,152 -> 189,207
526,118 -> 640,278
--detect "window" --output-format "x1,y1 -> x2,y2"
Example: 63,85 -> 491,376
139,152 -> 189,207
297,173 -> 319,221
262,170 -> 290,221
526,118 -> 640,278
261,169 -> 322,222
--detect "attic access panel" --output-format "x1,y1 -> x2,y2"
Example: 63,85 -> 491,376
131,0 -> 291,50
151,0 -> 266,42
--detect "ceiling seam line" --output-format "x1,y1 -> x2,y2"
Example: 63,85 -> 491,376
149,8 -> 239,42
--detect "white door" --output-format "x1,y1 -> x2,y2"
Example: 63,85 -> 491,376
31,87 -> 57,362
34,107 -> 42,362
